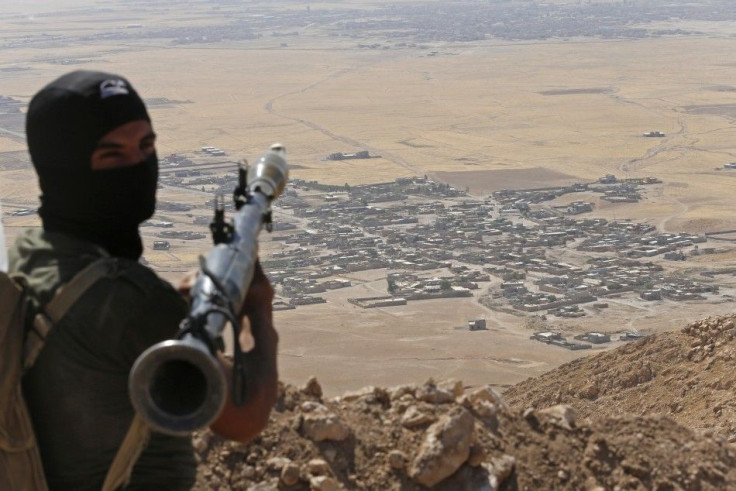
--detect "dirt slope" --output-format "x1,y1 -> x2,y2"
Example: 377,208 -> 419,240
503,314 -> 736,440
193,311 -> 736,491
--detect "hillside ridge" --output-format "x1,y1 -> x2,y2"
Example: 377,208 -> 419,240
194,314 -> 736,489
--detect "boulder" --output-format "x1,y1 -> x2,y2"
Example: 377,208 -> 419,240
301,412 -> 350,442
280,462 -> 301,486
341,386 -> 379,402
438,378 -> 465,399
266,457 -> 291,471
484,454 -> 516,490
306,458 -> 331,476
309,475 -> 342,491
465,385 -> 508,411
538,404 -> 577,430
401,405 -> 436,428
302,376 -> 324,398
388,384 -> 418,401
417,382 -> 455,404
301,401 -> 328,413
341,386 -> 390,404
409,407 -> 475,487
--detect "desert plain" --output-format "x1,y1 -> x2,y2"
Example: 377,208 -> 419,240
2,0 -> 736,395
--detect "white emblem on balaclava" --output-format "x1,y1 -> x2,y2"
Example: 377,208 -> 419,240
100,79 -> 129,98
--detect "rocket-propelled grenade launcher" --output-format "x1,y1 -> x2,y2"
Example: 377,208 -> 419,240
129,144 -> 288,436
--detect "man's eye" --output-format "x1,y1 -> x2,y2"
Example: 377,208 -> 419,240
99,151 -> 123,159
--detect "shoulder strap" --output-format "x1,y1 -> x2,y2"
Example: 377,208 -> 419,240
23,257 -> 154,489
102,414 -> 151,491
24,258 -> 114,371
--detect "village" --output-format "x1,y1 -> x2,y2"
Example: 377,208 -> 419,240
4,0 -> 734,55
155,159 -> 733,338
5,140 -> 732,346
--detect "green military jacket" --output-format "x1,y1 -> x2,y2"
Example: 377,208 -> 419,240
9,229 -> 196,490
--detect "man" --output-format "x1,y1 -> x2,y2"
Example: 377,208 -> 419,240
9,70 -> 278,490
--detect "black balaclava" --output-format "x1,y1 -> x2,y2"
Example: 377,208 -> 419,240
26,70 -> 158,260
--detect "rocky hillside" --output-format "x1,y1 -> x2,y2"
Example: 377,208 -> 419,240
504,314 -> 736,441
192,314 -> 736,489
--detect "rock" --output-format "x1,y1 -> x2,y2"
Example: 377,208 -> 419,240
301,401 -> 328,413
306,458 -> 331,476
393,400 -> 412,414
401,405 -> 436,428
417,384 -> 455,404
388,450 -> 406,470
248,479 -> 279,491
398,393 -> 416,405
192,432 -> 213,456
309,475 -> 342,491
522,407 -> 536,420
437,378 -> 465,399
389,384 -> 418,401
342,386 -> 379,402
468,441 -> 486,467
303,376 -> 323,398
578,382 -> 599,400
278,382 -> 300,411
374,387 -> 391,405
538,404 -> 577,430
280,463 -> 301,486
302,412 -> 350,442
466,385 -> 509,411
341,385 -> 390,404
408,407 -> 475,487
484,454 -> 516,490
475,401 -> 498,420
266,456 -> 291,471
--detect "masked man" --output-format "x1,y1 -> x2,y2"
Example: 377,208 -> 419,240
8,70 -> 278,490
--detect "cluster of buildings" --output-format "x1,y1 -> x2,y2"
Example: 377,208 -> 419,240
5,0 -> 730,54
160,154 -> 198,170
530,329 -> 648,350
530,331 -> 592,351
328,1 -> 718,43
486,253 -> 717,315
136,154 -> 730,319
248,175 -> 723,314
494,175 -> 661,213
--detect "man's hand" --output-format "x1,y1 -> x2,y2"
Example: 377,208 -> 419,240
176,269 -> 197,303
209,260 -> 279,443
